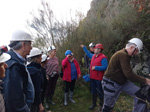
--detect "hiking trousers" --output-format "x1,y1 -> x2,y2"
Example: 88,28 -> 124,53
45,74 -> 59,96
102,76 -> 147,112
90,79 -> 104,99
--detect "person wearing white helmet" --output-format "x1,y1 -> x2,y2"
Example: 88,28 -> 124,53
83,42 -> 95,69
40,54 -> 48,105
101,38 -> 150,112
89,42 -> 95,53
0,45 -> 10,112
45,45 -> 59,108
2,30 -> 34,112
27,47 -> 45,112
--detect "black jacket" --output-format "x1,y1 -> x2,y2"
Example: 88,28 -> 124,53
27,62 -> 43,106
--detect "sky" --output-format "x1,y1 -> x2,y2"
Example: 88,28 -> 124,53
0,0 -> 92,46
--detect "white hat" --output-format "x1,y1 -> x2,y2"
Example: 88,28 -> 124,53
10,30 -> 33,41
89,42 -> 95,47
48,45 -> 56,51
27,47 -> 42,58
0,53 -> 11,63
128,38 -> 143,52
41,54 -> 47,62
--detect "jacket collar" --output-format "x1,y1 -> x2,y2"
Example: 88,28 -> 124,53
6,50 -> 26,67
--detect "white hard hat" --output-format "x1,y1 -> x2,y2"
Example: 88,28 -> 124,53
89,42 -> 95,47
48,45 -> 56,51
128,38 -> 143,52
10,30 -> 33,41
41,54 -> 47,62
0,53 -> 11,63
27,47 -> 42,58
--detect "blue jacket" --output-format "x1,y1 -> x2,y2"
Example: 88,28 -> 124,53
27,62 -> 43,106
2,50 -> 34,112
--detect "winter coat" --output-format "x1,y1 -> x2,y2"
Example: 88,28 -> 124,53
27,62 -> 43,106
62,57 -> 81,82
2,50 -> 34,112
41,66 -> 48,91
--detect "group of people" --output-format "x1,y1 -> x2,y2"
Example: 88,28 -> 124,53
0,30 -> 82,112
0,29 -> 150,112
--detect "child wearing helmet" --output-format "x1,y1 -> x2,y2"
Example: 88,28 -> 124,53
62,50 -> 81,106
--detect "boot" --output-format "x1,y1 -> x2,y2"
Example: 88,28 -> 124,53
69,91 -> 75,103
89,95 -> 97,110
64,92 -> 68,106
45,96 -> 50,109
49,94 -> 55,105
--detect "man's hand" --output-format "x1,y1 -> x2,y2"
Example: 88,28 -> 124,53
39,103 -> 44,112
46,75 -> 49,80
80,45 -> 84,48
92,66 -> 95,70
78,74 -> 81,79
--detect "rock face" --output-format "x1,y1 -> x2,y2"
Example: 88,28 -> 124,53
132,50 -> 150,76
86,0 -> 150,77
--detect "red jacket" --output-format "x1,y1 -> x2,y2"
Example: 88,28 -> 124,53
62,57 -> 81,82
90,53 -> 106,80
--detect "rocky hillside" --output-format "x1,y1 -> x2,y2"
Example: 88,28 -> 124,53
83,0 -> 150,76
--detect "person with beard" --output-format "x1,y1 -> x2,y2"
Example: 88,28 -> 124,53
81,44 -> 108,110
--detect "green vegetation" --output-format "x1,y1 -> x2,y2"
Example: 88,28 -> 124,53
28,0 -> 150,62
45,78 -> 133,112
28,0 -> 150,111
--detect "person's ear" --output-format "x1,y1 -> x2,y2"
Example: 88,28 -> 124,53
21,42 -> 26,50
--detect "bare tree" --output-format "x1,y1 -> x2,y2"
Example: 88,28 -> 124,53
27,1 -> 57,51
26,0 -> 85,56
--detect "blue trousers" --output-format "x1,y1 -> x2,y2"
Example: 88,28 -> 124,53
90,79 -> 104,99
